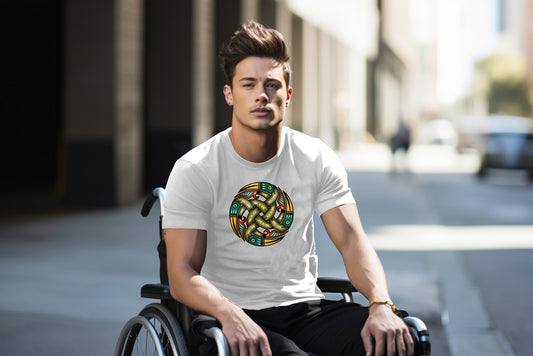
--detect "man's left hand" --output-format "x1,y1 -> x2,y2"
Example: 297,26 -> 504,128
360,304 -> 414,356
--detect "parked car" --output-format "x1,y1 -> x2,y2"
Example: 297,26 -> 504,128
477,115 -> 533,181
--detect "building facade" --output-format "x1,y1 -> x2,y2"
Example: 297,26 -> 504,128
1,0 -> 381,207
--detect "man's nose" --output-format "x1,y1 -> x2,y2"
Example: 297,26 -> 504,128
256,88 -> 268,103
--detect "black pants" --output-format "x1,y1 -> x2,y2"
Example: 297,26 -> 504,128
244,300 -> 368,356
195,300 -> 368,356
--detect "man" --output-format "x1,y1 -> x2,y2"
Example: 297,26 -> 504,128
163,20 -> 413,356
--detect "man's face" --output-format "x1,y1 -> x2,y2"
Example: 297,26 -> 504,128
224,56 -> 292,131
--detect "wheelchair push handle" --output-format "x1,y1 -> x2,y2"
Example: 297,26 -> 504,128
141,187 -> 165,217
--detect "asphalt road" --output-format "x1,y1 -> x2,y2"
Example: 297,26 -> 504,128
332,164 -> 533,355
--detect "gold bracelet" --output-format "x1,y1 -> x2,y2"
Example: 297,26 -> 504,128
368,301 -> 398,313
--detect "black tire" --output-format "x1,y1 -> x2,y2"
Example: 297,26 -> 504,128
118,303 -> 189,356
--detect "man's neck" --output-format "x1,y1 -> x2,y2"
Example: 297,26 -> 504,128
229,125 -> 282,163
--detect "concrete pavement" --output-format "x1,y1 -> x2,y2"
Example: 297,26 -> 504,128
0,205 -> 159,355
1,200 -> 456,356
0,197 -> 457,356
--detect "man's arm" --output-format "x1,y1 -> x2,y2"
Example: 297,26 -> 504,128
164,228 -> 271,356
320,204 -> 414,356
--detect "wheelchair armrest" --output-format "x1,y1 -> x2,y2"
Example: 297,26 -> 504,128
317,277 -> 357,294
403,316 -> 431,356
192,315 -> 229,356
141,283 -> 173,300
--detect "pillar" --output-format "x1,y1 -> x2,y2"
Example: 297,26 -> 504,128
192,0 -> 215,146
63,0 -> 144,206
214,0 -> 241,133
301,22 -> 319,137
144,0 -> 194,190
259,0 -> 277,28
318,32 -> 335,147
242,0 -> 259,22
290,14 -> 303,131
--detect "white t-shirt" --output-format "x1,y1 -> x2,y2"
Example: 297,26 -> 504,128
162,126 -> 355,310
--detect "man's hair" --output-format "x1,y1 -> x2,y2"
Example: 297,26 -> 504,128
219,20 -> 291,87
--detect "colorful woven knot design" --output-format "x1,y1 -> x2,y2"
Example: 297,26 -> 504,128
229,182 -> 294,246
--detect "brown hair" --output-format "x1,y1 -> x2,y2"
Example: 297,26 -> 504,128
219,20 -> 291,87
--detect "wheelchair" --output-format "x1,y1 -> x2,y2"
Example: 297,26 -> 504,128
115,188 -> 431,356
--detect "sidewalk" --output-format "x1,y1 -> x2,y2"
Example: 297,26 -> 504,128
0,205 -> 158,355
1,203 -> 457,356
0,199 -> 457,356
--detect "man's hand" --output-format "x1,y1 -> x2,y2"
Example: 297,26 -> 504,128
218,302 -> 272,356
361,304 -> 414,356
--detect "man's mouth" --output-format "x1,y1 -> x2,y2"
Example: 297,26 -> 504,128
252,107 -> 272,117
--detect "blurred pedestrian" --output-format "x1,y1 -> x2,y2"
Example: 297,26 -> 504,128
389,121 -> 411,173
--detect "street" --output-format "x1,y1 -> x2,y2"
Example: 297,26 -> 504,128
334,144 -> 533,355
334,170 -> 533,356
1,144 -> 532,355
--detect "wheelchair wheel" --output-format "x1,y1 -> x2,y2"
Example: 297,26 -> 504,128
115,303 -> 189,356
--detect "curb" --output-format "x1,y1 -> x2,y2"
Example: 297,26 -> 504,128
433,252 -> 515,356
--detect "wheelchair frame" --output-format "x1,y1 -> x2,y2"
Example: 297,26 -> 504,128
115,188 -> 431,356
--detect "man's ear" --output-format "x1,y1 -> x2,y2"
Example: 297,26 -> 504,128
285,87 -> 293,107
223,85 -> 233,106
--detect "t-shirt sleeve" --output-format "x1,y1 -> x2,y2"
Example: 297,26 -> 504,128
162,159 -> 213,230
315,142 -> 355,216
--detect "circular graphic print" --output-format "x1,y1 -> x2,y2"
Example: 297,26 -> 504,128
229,182 -> 293,246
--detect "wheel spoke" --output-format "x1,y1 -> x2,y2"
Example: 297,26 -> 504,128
116,304 -> 189,356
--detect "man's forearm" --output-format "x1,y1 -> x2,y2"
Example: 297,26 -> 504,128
321,204 -> 392,303
169,266 -> 237,322
340,232 -> 391,303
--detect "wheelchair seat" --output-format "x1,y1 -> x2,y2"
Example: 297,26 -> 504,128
115,188 -> 431,356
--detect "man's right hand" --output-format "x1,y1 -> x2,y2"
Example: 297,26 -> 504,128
218,302 -> 272,356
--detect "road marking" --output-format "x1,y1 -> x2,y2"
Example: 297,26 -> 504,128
368,225 -> 533,250
338,143 -> 481,174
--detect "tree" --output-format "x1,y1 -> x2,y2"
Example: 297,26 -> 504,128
474,52 -> 532,117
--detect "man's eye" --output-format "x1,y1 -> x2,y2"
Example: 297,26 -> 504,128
266,83 -> 279,89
